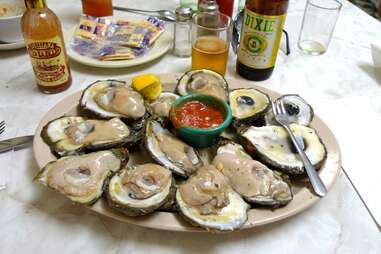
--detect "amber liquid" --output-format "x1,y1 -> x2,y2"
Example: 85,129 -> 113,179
236,0 -> 289,81
81,0 -> 113,17
192,36 -> 229,76
21,2 -> 72,93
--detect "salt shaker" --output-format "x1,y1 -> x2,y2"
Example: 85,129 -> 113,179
173,7 -> 193,57
197,0 -> 220,28
198,0 -> 219,14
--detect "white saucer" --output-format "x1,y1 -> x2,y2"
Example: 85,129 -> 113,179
64,17 -> 173,68
0,40 -> 25,51
65,26 -> 172,68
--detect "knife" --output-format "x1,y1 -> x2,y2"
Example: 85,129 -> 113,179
0,135 -> 34,153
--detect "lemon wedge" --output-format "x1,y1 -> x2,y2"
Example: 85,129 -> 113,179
131,74 -> 162,101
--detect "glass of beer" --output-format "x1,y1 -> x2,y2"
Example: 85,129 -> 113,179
192,12 -> 232,75
81,0 -> 113,17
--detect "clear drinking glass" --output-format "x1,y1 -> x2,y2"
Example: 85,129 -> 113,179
298,0 -> 342,55
192,12 -> 232,75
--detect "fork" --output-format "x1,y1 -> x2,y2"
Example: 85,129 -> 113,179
0,121 -> 5,135
272,100 -> 327,197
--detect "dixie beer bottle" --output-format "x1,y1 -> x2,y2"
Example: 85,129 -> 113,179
21,0 -> 72,93
236,0 -> 289,81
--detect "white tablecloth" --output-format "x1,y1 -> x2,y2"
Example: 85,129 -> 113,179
0,0 -> 380,253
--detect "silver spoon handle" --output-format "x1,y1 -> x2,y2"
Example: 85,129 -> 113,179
283,125 -> 327,197
113,6 -> 159,14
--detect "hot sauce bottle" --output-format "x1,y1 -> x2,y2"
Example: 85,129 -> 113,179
21,0 -> 72,93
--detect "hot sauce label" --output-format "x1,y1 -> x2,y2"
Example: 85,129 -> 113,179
237,8 -> 286,69
25,36 -> 69,87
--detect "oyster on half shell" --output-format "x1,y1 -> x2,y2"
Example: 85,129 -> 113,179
107,163 -> 175,216
229,88 -> 270,128
176,69 -> 229,101
35,149 -> 129,205
150,92 -> 179,123
213,139 -> 292,206
265,94 -> 314,126
80,80 -> 148,122
240,124 -> 327,175
145,120 -> 203,178
176,165 -> 249,231
41,116 -> 141,156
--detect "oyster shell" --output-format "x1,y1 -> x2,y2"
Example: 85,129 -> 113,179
80,80 -> 148,122
213,139 -> 293,206
176,165 -> 249,231
240,124 -> 327,175
176,69 -> 229,101
229,88 -> 270,128
150,92 -> 179,123
265,94 -> 314,126
41,116 -> 141,156
145,120 -> 203,178
34,149 -> 129,205
106,163 -> 175,216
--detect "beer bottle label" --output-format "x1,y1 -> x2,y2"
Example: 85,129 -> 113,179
237,7 -> 286,69
25,36 -> 70,87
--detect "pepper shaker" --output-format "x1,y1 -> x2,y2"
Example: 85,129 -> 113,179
173,7 -> 193,57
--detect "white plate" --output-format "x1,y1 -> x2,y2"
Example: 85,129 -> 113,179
64,24 -> 173,68
0,40 -> 25,51
33,74 -> 342,233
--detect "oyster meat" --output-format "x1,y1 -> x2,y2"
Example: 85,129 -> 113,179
145,120 -> 203,177
150,92 -> 179,119
80,80 -> 147,121
176,69 -> 229,101
229,88 -> 270,128
265,94 -> 314,126
213,140 -> 292,206
41,116 -> 140,156
107,163 -> 175,216
176,165 -> 249,231
240,124 -> 327,175
35,149 -> 129,205
215,138 -> 253,160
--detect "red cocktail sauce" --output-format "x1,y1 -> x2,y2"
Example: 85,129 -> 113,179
175,100 -> 224,129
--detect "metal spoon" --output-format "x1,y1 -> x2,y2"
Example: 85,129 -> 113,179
113,6 -> 176,22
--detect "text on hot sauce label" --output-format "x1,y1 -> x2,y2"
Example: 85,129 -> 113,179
27,41 -> 62,59
25,36 -> 70,87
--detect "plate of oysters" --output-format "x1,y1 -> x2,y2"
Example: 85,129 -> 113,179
33,70 -> 341,233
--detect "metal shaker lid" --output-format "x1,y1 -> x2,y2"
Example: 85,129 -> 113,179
198,0 -> 219,14
175,7 -> 193,22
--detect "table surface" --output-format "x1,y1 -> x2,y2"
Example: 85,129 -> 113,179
1,0 -> 381,253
